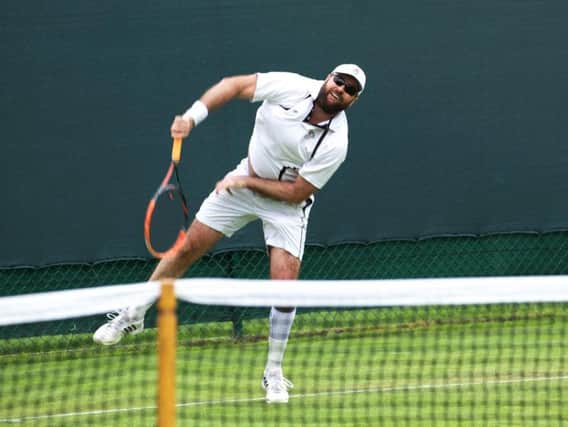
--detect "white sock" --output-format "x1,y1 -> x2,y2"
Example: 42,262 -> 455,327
266,338 -> 287,374
265,307 -> 296,374
127,303 -> 151,321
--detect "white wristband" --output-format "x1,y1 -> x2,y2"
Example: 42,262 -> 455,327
182,100 -> 209,126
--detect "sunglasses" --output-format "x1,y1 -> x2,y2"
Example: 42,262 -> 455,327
332,73 -> 360,96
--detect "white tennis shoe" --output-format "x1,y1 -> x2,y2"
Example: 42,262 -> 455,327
93,310 -> 144,345
262,370 -> 294,404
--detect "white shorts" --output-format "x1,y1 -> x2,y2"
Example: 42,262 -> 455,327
195,159 -> 314,260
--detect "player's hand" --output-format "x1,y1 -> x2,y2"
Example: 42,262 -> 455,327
215,176 -> 249,195
170,115 -> 193,139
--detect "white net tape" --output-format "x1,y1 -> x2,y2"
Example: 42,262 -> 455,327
1,275 -> 567,326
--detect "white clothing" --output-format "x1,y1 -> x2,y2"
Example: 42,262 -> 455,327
250,72 -> 349,189
196,159 -> 313,259
196,72 -> 349,259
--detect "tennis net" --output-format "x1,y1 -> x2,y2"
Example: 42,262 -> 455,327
1,276 -> 567,426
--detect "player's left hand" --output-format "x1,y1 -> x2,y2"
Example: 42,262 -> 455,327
215,175 -> 248,195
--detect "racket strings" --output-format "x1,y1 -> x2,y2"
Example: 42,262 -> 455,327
173,164 -> 190,220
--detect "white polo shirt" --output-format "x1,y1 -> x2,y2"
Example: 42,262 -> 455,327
248,72 -> 349,190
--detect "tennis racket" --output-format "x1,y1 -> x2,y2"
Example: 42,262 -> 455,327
144,138 -> 189,258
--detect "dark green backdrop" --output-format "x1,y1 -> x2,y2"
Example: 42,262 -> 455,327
2,1 -> 568,267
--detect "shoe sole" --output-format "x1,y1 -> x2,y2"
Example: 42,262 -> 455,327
93,324 -> 144,346
266,397 -> 289,404
93,336 -> 120,346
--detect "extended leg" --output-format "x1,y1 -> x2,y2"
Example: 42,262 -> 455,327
150,219 -> 223,281
93,220 -> 222,345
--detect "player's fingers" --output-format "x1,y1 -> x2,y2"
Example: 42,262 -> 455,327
215,178 -> 236,195
215,185 -> 233,195
170,116 -> 190,139
171,128 -> 184,139
214,180 -> 226,195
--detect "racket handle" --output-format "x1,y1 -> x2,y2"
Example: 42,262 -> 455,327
172,138 -> 183,163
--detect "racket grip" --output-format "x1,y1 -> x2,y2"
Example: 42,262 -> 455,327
172,138 -> 183,163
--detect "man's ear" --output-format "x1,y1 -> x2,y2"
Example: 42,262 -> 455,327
347,96 -> 359,108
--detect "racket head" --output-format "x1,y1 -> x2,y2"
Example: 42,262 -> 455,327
144,166 -> 189,258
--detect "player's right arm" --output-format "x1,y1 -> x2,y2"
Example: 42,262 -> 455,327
171,74 -> 258,140
201,74 -> 258,108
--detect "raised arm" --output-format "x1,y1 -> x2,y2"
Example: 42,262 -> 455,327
171,74 -> 258,139
199,74 -> 258,111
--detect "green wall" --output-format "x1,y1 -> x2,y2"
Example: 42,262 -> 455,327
2,1 -> 568,267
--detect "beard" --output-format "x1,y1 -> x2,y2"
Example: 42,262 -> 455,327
315,85 -> 348,115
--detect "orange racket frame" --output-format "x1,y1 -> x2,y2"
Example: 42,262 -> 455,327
144,138 -> 189,258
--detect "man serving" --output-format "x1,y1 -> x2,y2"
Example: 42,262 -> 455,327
94,64 -> 366,404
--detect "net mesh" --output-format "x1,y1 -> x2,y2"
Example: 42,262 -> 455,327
1,333 -> 158,426
4,234 -> 567,341
3,232 -> 568,296
176,303 -> 567,426
1,277 -> 567,426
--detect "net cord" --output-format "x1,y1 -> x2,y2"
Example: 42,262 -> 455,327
1,275 -> 567,326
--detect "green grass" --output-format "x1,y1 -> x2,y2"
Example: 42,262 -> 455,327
1,305 -> 567,426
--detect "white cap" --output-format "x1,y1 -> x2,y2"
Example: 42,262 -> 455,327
332,64 -> 366,93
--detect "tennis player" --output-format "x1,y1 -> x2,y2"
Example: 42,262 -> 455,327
94,64 -> 366,403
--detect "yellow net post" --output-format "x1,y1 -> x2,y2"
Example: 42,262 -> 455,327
157,280 -> 177,427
